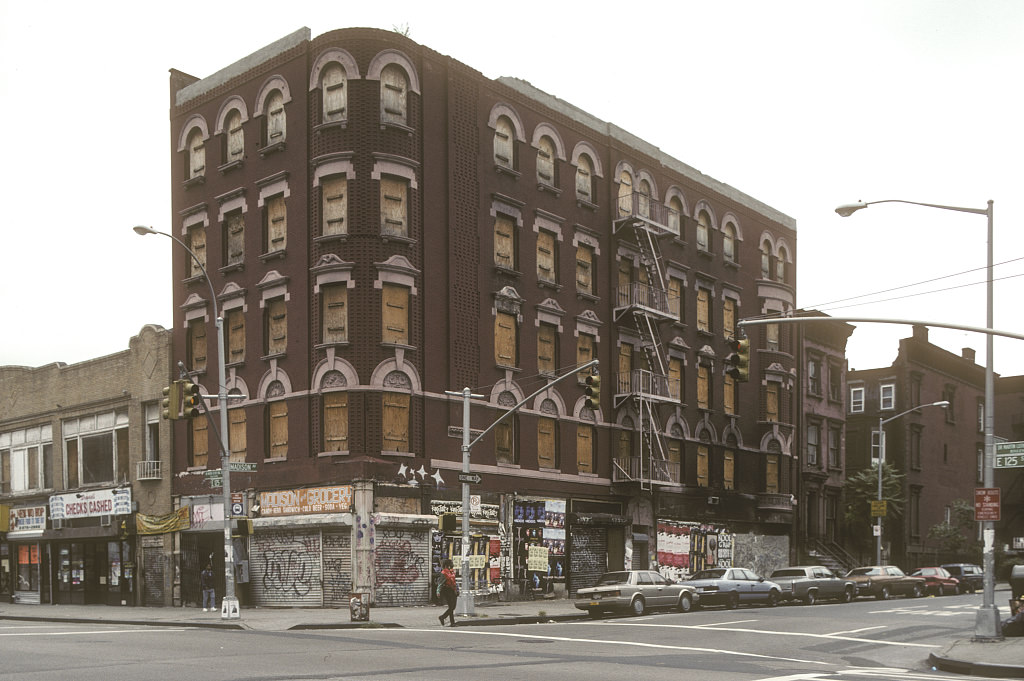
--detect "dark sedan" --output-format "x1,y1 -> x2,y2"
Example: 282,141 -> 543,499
687,567 -> 782,609
942,563 -> 984,593
846,565 -> 925,600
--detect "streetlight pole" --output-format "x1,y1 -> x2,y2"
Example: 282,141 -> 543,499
836,199 -> 1001,639
133,226 -> 239,619
876,401 -> 949,565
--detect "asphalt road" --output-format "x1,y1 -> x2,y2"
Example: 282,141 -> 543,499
0,593 -> 998,681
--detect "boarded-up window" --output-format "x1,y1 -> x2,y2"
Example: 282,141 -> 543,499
575,154 -> 593,200
537,230 -> 556,283
322,63 -> 347,122
766,382 -> 780,422
226,110 -> 244,162
617,171 -> 633,217
323,392 -> 348,451
724,374 -> 736,415
668,277 -> 682,320
617,428 -> 631,462
322,284 -> 348,343
265,194 -> 286,253
537,417 -> 557,469
265,298 -> 287,355
668,357 -> 683,401
577,334 -> 594,381
697,364 -> 710,409
382,392 -> 410,452
723,223 -> 736,262
767,321 -> 779,350
617,258 -> 632,307
322,175 -> 347,236
187,128 -> 205,179
537,323 -> 556,374
496,419 -> 515,464
537,136 -> 555,185
697,445 -> 709,487
495,312 -> 517,367
723,298 -> 736,339
575,243 -> 593,294
765,454 -> 779,493
668,438 -> 682,467
268,400 -> 288,459
380,176 -> 407,237
776,247 -> 787,282
494,116 -> 514,168
761,242 -> 772,278
266,90 -> 286,144
191,418 -> 208,469
381,64 -> 408,126
494,213 -> 516,268
617,343 -> 632,396
382,283 -> 409,345
188,318 -> 207,372
697,210 -> 711,251
576,424 -> 593,473
226,308 -> 245,362
724,450 -> 735,490
225,211 -> 244,266
229,408 -> 246,463
637,179 -> 651,219
668,196 -> 683,235
188,224 -> 206,278
697,288 -> 710,332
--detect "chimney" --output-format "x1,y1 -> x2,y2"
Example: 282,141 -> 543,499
962,347 -> 976,363
912,325 -> 929,343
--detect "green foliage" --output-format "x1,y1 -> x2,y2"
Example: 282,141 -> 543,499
842,463 -> 904,553
927,499 -> 980,562
392,23 -> 411,37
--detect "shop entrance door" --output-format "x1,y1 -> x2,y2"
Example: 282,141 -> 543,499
83,543 -> 108,604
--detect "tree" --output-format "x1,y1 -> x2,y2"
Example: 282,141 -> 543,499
927,499 -> 980,562
843,462 -> 904,557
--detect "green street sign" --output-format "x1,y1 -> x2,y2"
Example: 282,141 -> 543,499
995,441 -> 1024,469
228,462 -> 258,472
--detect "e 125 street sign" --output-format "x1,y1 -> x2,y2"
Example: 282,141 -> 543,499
995,441 -> 1024,469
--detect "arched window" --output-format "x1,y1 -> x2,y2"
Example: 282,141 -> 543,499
264,90 -> 286,146
696,210 -> 711,252
224,110 -> 244,164
617,170 -> 633,217
776,246 -> 788,283
186,127 -> 205,181
380,64 -> 408,126
382,371 -> 411,453
494,116 -> 515,169
761,240 -> 772,279
321,370 -> 349,454
668,196 -> 684,235
266,381 -> 288,460
575,154 -> 593,202
637,178 -> 651,218
537,136 -> 556,187
322,63 -> 347,123
722,222 -> 736,262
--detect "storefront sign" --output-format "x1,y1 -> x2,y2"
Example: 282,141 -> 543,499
9,505 -> 47,533
50,488 -> 131,520
258,485 -> 353,516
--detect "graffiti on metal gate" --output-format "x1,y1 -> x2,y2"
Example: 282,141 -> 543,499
374,526 -> 428,606
253,531 -> 321,598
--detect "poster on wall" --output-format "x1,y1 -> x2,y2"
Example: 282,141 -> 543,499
656,520 -> 732,582
513,499 -> 566,591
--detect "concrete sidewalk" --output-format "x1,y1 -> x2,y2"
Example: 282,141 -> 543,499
1,598 -> 1021,677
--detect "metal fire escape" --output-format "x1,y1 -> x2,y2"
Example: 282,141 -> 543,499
612,192 -> 681,489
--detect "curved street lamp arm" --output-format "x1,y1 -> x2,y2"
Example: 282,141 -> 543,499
880,400 -> 949,427
133,226 -> 220,319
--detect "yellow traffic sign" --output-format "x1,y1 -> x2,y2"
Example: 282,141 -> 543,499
871,500 -> 887,517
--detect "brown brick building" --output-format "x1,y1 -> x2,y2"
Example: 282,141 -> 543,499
167,27 -> 799,606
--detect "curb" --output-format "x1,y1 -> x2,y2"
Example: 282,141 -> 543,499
929,651 -> 1024,679
0,614 -> 248,630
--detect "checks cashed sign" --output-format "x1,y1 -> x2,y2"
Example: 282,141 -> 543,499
50,488 -> 132,520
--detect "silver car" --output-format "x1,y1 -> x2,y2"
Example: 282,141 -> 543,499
574,570 -> 696,616
769,565 -> 856,605
687,567 -> 782,609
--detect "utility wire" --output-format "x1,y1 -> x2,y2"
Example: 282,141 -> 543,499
812,271 -> 1024,313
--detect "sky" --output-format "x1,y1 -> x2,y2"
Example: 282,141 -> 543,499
2,0 -> 1023,378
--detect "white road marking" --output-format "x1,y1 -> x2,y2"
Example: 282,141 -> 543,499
585,621 -> 936,648
400,627 -> 833,665
0,628 -> 188,637
695,618 -> 760,626
824,626 -> 886,636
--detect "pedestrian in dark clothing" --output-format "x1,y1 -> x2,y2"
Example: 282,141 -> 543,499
201,563 -> 216,612
437,559 -> 459,626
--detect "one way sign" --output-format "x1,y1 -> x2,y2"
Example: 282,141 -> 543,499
458,473 -> 482,484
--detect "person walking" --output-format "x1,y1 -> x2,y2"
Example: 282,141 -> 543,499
201,563 -> 216,612
436,559 -> 459,626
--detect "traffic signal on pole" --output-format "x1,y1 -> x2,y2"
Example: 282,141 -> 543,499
585,371 -> 601,409
161,381 -> 181,420
181,380 -> 202,418
725,337 -> 750,382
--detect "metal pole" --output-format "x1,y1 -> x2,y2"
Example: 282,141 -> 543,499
877,416 -> 884,565
456,387 -> 478,616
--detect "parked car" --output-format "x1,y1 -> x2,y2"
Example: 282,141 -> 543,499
769,565 -> 856,605
845,565 -> 926,600
911,567 -> 960,596
942,563 -> 984,593
574,570 -> 696,617
687,567 -> 782,609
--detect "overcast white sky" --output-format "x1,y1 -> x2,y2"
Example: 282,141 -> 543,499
2,0 -> 1023,378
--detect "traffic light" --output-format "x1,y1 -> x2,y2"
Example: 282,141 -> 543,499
585,371 -> 601,409
161,381 -> 181,420
181,380 -> 203,418
725,337 -> 750,382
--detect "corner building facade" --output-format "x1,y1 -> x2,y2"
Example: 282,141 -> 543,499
168,27 -> 798,606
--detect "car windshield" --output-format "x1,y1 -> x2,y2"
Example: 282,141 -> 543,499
692,569 -> 727,580
848,567 -> 881,576
770,569 -> 805,578
596,572 -> 630,586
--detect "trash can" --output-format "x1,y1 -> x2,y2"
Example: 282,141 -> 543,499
349,593 -> 370,622
1010,565 -> 1024,600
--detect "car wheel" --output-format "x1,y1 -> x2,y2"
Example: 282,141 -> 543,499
911,584 -> 924,598
841,586 -> 855,603
877,586 -> 890,601
803,591 -> 817,606
767,590 -> 779,607
631,597 -> 646,616
727,592 -> 740,610
937,585 -> 945,597
677,593 -> 693,613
